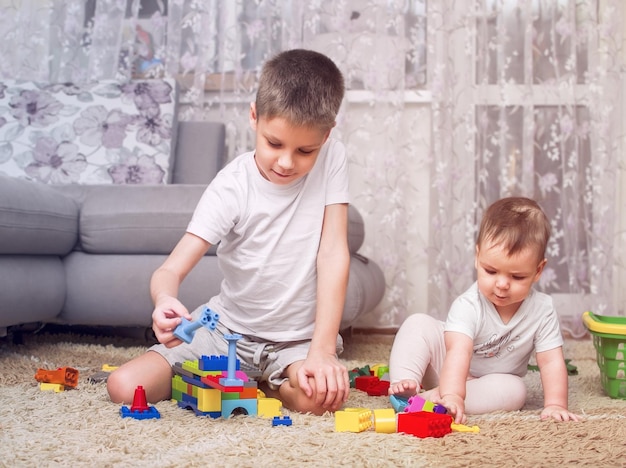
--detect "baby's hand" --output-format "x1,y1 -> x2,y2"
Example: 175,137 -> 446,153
435,393 -> 466,424
151,296 -> 191,347
541,405 -> 580,422
388,379 -> 419,398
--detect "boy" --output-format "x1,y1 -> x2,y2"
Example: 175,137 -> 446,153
107,49 -> 350,415
389,197 -> 579,423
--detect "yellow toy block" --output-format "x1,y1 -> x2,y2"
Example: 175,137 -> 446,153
258,397 -> 283,418
451,422 -> 480,433
422,400 -> 434,412
335,408 -> 373,433
39,382 -> 65,392
373,408 -> 396,433
101,364 -> 118,372
197,387 -> 222,412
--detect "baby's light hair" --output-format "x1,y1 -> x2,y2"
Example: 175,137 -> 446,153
476,197 -> 551,261
255,49 -> 344,131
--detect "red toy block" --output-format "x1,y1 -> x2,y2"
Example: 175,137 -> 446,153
397,411 -> 453,438
34,367 -> 79,388
355,375 -> 379,392
130,385 -> 150,412
365,379 -> 390,396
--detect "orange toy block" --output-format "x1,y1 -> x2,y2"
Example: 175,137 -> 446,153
34,367 -> 79,388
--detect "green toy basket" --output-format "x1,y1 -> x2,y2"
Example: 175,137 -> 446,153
582,311 -> 626,399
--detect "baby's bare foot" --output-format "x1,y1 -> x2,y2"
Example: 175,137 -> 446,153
389,379 -> 419,398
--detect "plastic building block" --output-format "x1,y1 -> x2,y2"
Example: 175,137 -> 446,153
348,365 -> 372,387
220,334 -> 244,387
373,408 -> 397,433
365,379 -> 390,396
272,416 -> 293,427
173,306 -> 220,344
34,366 -> 79,388
405,394 -> 447,414
335,408 -> 373,433
451,422 -> 480,433
221,398 -> 257,418
354,375 -> 379,392
390,394 -> 409,412
397,411 -> 452,438
120,386 -> 161,420
371,364 -> 390,378
198,355 -> 234,372
39,382 -> 65,392
258,397 -> 283,418
120,405 -> 161,420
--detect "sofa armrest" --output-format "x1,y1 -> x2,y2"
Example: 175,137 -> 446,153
0,175 -> 78,255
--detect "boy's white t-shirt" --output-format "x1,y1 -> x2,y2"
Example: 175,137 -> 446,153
445,282 -> 563,377
187,138 -> 350,342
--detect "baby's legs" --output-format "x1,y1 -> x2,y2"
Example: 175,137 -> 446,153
464,373 -> 527,414
389,313 -> 446,397
107,351 -> 173,404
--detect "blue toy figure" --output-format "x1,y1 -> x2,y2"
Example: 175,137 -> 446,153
173,306 -> 220,344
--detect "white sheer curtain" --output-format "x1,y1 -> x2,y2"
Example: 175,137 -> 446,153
0,0 -> 622,333
428,0 -> 623,336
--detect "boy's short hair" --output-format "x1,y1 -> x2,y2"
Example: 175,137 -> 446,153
255,49 -> 345,130
477,197 -> 551,261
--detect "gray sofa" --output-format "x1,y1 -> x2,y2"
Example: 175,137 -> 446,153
0,120 -> 385,336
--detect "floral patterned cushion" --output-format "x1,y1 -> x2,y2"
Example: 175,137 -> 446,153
0,79 -> 177,184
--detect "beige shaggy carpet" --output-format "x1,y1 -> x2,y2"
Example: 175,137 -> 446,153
1,329 -> 625,467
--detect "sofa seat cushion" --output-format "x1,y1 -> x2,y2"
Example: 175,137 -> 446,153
0,175 -> 78,255
76,184 -> 207,254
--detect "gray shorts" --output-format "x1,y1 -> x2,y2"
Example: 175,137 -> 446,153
150,304 -> 344,390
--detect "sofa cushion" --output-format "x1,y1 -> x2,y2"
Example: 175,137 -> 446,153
0,79 -> 177,184
0,174 -> 78,255
0,255 -> 66,327
78,184 -> 207,254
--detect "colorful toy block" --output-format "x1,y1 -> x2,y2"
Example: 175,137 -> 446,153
348,365 -> 372,387
34,366 -> 79,388
397,411 -> 452,438
354,375 -> 378,392
403,394 -> 447,414
258,397 -> 283,418
221,398 -> 257,417
371,364 -> 390,379
389,394 -> 408,412
173,306 -> 220,344
335,408 -> 373,433
272,416 -> 293,427
220,334 -> 244,387
120,386 -> 161,420
451,422 -> 480,433
39,382 -> 65,392
373,408 -> 396,433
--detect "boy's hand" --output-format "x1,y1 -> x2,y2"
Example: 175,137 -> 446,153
151,295 -> 192,347
436,393 -> 467,424
541,405 -> 580,422
389,379 -> 420,398
297,351 -> 350,412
